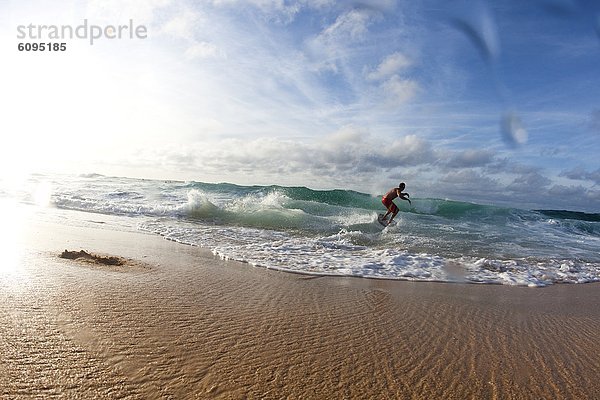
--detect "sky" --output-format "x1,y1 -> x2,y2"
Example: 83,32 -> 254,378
1,0 -> 599,211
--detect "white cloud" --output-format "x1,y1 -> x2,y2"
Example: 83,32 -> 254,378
134,132 -> 436,188
546,184 -> 600,210
347,0 -> 396,12
365,52 -> 420,108
210,0 -> 288,11
376,135 -> 434,166
367,52 -> 413,81
429,170 -> 505,205
159,8 -> 203,40
323,125 -> 368,146
446,149 -> 495,168
507,172 -> 552,192
306,8 -> 375,72
184,41 -> 220,59
381,75 -> 420,106
322,8 -> 372,40
560,167 -> 600,185
208,0 -> 329,24
439,169 -> 498,188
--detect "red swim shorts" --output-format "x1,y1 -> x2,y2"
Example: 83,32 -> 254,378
382,196 -> 398,213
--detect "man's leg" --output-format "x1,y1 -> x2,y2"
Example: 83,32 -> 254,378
382,199 -> 392,220
388,210 -> 398,225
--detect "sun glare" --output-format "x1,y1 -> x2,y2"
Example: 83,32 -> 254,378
33,181 -> 53,207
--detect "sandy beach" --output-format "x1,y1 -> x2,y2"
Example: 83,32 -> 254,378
1,207 -> 600,399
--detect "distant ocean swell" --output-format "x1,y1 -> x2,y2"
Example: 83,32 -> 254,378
8,174 -> 600,287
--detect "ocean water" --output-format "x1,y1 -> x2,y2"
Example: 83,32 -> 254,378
5,173 -> 600,287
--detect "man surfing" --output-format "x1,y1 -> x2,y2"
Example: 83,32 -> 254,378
380,182 -> 411,225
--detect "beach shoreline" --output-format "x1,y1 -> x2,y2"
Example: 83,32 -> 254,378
2,207 -> 600,399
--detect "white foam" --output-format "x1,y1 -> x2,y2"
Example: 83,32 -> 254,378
183,189 -> 220,217
138,218 -> 600,286
140,220 -> 450,282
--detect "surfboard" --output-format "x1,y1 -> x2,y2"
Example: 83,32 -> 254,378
377,213 -> 396,227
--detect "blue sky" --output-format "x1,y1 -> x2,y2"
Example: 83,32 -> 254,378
1,0 -> 599,211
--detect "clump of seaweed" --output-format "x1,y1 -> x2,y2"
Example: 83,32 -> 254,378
60,249 -> 123,266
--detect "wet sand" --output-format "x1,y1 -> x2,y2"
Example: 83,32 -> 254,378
1,209 -> 600,399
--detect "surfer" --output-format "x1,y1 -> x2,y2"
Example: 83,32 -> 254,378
381,182 -> 411,225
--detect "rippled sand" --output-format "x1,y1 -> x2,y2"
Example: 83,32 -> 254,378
1,210 -> 600,399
